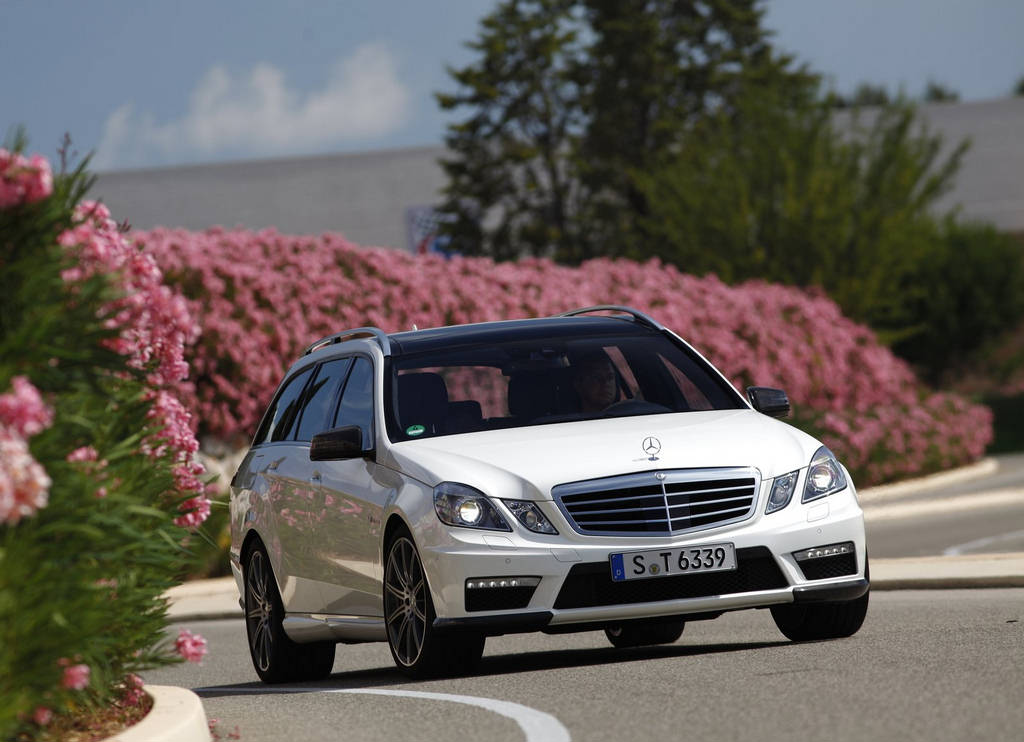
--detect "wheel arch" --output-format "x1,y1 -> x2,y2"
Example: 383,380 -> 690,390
240,527 -> 266,566
383,513 -> 412,552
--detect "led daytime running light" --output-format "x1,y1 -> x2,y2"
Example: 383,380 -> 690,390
465,576 -> 541,589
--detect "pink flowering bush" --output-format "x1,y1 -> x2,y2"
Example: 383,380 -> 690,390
59,661 -> 91,691
0,148 -> 52,208
0,377 -> 54,524
0,144 -> 207,739
138,227 -> 992,486
175,629 -> 209,664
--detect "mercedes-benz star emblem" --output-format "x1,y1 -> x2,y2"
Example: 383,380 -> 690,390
642,436 -> 661,457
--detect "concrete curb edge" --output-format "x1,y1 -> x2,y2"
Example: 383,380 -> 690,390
858,458 -> 998,502
108,685 -> 211,742
872,575 -> 1024,590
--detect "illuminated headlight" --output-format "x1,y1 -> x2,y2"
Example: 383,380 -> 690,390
433,482 -> 511,531
802,446 -> 848,503
502,499 -> 558,534
766,471 -> 799,514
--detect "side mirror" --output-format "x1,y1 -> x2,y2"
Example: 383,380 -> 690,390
310,425 -> 373,461
746,387 -> 791,418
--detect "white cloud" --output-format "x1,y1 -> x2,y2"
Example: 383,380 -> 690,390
94,44 -> 411,169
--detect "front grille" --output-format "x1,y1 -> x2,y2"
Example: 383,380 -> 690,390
797,553 -> 858,581
553,468 -> 760,537
554,547 -> 787,609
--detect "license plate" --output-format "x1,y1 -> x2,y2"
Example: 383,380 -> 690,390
609,542 -> 736,582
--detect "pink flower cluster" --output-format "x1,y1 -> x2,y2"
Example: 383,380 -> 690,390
121,673 -> 145,706
58,658 -> 91,691
58,202 -> 208,517
0,148 -> 52,208
0,377 -> 53,524
175,629 -> 208,663
0,375 -> 54,437
59,202 -> 198,388
135,227 -> 993,485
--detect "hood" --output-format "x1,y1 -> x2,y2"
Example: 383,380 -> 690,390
384,409 -> 823,501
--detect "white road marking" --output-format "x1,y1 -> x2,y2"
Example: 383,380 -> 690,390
195,686 -> 571,742
862,489 -> 1024,521
943,530 -> 1024,556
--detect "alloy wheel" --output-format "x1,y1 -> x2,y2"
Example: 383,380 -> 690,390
245,549 -> 274,672
384,536 -> 428,667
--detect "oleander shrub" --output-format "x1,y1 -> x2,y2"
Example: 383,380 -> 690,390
0,146 -> 209,739
138,227 -> 992,486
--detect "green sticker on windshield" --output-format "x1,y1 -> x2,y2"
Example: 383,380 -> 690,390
406,424 -> 426,437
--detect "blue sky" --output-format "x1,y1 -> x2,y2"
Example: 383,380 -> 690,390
3,0 -> 1023,172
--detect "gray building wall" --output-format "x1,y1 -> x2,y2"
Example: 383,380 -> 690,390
922,97 -> 1024,232
94,145 -> 448,249
93,97 -> 1024,248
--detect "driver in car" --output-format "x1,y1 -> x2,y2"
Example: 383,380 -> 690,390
573,353 -> 620,413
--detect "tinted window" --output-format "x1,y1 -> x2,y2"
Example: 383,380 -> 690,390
254,365 -> 313,445
334,357 -> 374,449
295,358 -> 353,441
385,332 -> 743,442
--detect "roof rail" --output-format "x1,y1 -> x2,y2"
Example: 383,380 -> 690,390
303,327 -> 392,356
556,305 -> 666,332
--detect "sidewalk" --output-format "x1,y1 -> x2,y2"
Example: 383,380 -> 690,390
166,459 -> 1024,620
165,554 -> 1024,622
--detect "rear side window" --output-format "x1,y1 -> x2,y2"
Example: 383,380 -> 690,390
295,358 -> 353,441
335,357 -> 374,449
253,366 -> 313,445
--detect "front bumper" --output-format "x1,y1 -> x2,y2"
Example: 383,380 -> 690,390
418,486 -> 867,631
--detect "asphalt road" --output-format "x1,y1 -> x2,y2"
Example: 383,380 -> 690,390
145,589 -> 1024,742
864,453 -> 1024,558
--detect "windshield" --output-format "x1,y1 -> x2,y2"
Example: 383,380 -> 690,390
384,332 -> 744,442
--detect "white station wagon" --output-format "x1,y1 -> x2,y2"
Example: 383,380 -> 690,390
230,306 -> 868,680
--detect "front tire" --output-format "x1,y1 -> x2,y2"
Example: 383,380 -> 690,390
244,543 -> 335,683
771,561 -> 870,642
384,530 -> 484,678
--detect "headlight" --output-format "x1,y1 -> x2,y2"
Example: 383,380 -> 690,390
765,470 -> 799,514
802,446 -> 848,503
433,482 -> 511,531
502,499 -> 558,534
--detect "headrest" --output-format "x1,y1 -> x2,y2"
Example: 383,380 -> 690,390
508,371 -> 558,421
448,400 -> 483,433
397,372 -> 449,435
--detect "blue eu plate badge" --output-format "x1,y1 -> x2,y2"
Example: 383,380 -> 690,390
610,553 -> 626,581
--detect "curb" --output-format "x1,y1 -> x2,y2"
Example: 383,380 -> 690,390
166,576 -> 241,621
161,458 -> 1018,622
858,457 -> 998,503
870,552 -> 1024,590
165,553 -> 1024,623
106,685 -> 211,742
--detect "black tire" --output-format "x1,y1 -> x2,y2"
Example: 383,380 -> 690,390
384,530 -> 485,678
244,542 -> 335,683
771,561 -> 870,642
605,619 -> 685,648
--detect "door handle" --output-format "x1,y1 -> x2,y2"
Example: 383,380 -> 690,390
310,472 -> 322,483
